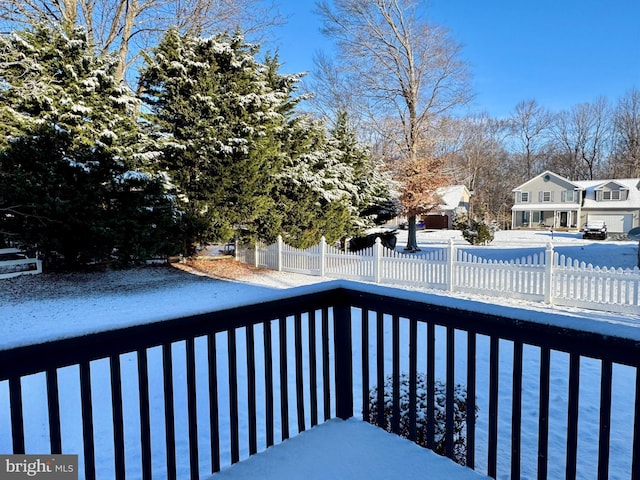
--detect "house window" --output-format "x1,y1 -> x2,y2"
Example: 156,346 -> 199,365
520,192 -> 529,203
602,190 -> 620,200
542,191 -> 552,202
562,190 -> 577,202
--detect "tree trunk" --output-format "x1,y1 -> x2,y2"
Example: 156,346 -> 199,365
404,215 -> 421,252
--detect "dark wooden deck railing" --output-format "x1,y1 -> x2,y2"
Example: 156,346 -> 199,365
1,281 -> 640,479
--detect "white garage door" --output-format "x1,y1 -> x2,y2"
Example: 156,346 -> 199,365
587,214 -> 633,233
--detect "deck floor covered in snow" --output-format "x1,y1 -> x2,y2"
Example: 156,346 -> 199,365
210,418 -> 489,480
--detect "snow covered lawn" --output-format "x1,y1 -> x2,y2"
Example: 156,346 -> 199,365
1,229 -> 637,349
1,229 -> 639,480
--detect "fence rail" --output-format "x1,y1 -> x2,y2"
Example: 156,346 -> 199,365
238,237 -> 640,315
2,282 -> 640,479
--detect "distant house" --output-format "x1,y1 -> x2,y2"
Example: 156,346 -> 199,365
423,185 -> 471,229
511,170 -> 640,233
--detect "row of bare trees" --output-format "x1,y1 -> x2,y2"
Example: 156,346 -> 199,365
510,93 -> 640,181
441,89 -> 640,227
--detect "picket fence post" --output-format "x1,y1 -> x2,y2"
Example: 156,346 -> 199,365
374,237 -> 383,284
277,235 -> 283,271
320,237 -> 327,277
544,242 -> 555,305
254,241 -> 259,268
447,238 -> 456,292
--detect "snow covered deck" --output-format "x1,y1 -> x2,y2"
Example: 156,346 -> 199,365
211,419 -> 488,480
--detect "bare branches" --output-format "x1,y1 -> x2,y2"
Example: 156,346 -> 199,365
551,98 -> 611,180
0,205 -> 51,225
0,0 -> 284,83
317,0 -> 471,250
317,0 -> 471,155
611,87 -> 640,177
509,99 -> 554,178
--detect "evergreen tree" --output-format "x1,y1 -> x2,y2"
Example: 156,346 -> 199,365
327,112 -> 398,228
0,24 -> 175,268
139,30 -> 299,254
271,112 -> 397,249
274,116 -> 356,248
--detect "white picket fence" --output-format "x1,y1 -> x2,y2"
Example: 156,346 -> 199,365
0,248 -> 42,279
237,236 -> 640,315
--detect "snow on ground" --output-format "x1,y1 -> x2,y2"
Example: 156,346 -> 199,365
1,228 -> 637,349
1,229 -> 639,480
210,418 -> 489,480
0,261 -> 325,349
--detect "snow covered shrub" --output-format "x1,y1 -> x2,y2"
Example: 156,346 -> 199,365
462,220 -> 495,245
366,373 -> 474,465
452,207 -> 469,231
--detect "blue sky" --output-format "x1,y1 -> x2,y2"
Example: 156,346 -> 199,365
267,0 -> 640,118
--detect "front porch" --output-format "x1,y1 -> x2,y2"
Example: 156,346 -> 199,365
511,205 -> 580,229
2,281 -> 639,479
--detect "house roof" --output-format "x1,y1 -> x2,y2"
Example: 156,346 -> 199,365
436,185 -> 470,210
574,178 -> 640,210
512,170 -> 580,192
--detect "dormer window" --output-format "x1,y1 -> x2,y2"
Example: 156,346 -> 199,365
603,190 -> 620,200
596,188 -> 627,201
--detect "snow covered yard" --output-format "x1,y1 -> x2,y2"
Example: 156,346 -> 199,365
1,229 -> 639,480
1,228 -> 637,347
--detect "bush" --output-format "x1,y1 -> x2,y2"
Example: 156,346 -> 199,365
461,220 -> 495,245
348,231 -> 397,251
366,373 -> 476,465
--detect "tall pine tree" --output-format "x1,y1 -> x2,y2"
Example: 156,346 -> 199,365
139,30 -> 299,254
0,24 -> 175,268
327,112 -> 398,228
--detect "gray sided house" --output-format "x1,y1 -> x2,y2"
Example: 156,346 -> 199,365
511,171 -> 640,233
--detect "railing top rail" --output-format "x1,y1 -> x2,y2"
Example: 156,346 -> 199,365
343,285 -> 640,366
0,248 -> 24,254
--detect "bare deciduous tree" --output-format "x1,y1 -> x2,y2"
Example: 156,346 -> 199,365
316,0 -> 471,251
509,99 -> 553,178
450,114 -> 512,224
551,97 -> 611,180
611,87 -> 640,177
0,0 -> 283,83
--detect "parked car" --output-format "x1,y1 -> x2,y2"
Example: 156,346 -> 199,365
582,220 -> 607,240
398,220 -> 425,230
